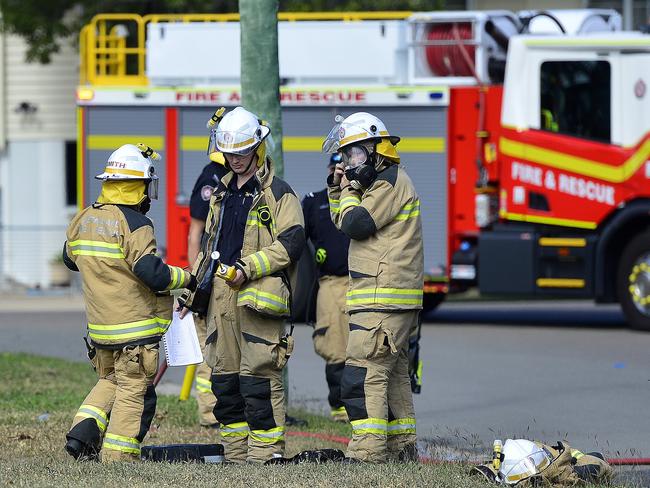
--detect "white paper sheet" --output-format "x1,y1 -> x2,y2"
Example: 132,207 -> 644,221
162,311 -> 203,367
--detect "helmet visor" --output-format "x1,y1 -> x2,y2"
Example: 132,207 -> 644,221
322,121 -> 344,153
322,120 -> 374,154
147,176 -> 159,200
341,145 -> 368,168
214,129 -> 258,156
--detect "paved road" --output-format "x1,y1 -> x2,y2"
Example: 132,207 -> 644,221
2,297 -> 649,462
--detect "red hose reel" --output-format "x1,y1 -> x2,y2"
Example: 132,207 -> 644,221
425,22 -> 476,77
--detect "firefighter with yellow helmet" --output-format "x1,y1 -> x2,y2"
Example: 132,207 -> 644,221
179,106 -> 305,464
323,112 -> 424,463
63,143 -> 195,462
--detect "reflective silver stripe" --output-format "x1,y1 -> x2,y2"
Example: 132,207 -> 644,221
77,407 -> 108,429
238,291 -> 287,310
70,245 -> 123,254
252,253 -> 268,276
250,428 -> 284,441
351,423 -> 388,431
88,323 -> 162,336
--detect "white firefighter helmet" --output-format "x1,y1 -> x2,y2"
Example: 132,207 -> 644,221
499,439 -> 553,485
95,143 -> 160,199
211,106 -> 270,156
322,112 -> 400,154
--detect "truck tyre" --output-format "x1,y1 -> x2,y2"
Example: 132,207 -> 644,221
617,231 -> 650,331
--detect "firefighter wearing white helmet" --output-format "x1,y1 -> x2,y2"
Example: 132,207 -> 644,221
324,112 -> 424,463
63,143 -> 196,462
179,106 -> 305,463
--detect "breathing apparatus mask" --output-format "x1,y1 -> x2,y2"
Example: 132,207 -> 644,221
341,141 -> 378,191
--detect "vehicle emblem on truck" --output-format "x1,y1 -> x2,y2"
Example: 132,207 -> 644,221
634,79 -> 646,99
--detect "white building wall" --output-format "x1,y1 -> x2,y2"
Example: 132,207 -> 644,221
0,33 -> 78,288
5,35 -> 77,140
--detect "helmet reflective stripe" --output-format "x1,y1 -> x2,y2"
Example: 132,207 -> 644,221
96,143 -> 159,182
322,111 -> 399,153
213,106 -> 270,156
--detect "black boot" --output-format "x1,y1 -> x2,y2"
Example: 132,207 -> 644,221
65,438 -> 99,462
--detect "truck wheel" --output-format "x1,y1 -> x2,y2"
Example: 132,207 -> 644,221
617,231 -> 650,331
422,292 -> 445,313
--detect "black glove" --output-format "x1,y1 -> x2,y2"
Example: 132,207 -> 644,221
345,164 -> 377,191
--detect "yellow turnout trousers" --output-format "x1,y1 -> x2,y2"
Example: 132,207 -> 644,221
342,311 -> 418,463
67,345 -> 159,462
205,279 -> 291,464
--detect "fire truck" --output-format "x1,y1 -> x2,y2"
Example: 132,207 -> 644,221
76,10 -> 650,329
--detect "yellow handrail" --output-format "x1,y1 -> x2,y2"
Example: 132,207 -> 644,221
79,11 -> 413,87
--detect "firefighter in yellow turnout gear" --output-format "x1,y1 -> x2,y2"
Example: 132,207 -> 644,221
324,112 -> 424,463
179,107 -> 305,464
63,144 -> 195,462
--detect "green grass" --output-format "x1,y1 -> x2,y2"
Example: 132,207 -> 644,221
0,352 -> 640,487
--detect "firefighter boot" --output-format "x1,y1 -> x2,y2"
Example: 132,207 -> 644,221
101,345 -> 159,462
66,348 -> 116,461
342,311 -> 418,463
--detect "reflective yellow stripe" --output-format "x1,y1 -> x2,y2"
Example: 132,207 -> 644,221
351,417 -> 388,435
165,265 -> 187,290
500,136 -> 650,184
387,417 -> 416,436
246,215 -> 266,227
339,131 -> 371,147
237,288 -> 289,314
340,195 -> 361,212
195,376 -> 212,394
69,240 -> 121,248
69,239 -> 125,259
220,421 -> 249,437
76,404 -> 108,432
168,266 -> 179,289
328,197 -> 341,214
249,426 -> 284,444
219,136 -> 255,150
88,316 -> 171,341
331,406 -> 347,417
104,167 -> 145,177
347,288 -> 423,306
259,252 -> 271,275
250,253 -> 264,277
103,433 -> 140,455
71,250 -> 126,258
538,237 -> 586,247
571,449 -> 585,459
395,199 -> 421,221
500,210 -> 597,230
536,278 -> 585,288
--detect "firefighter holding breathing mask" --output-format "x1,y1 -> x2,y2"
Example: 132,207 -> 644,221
179,106 -> 305,464
323,112 -> 424,463
63,143 -> 195,462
